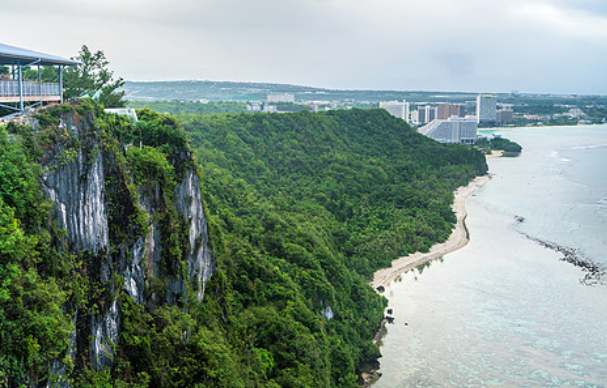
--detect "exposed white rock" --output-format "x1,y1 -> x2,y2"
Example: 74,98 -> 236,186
40,111 -> 215,378
121,237 -> 146,304
42,146 -> 109,253
321,306 -> 334,320
90,299 -> 120,371
174,170 -> 214,302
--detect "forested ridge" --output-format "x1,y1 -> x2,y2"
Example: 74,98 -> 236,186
179,108 -> 488,385
0,104 -> 486,387
183,109 -> 488,276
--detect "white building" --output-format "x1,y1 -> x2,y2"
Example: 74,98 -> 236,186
476,94 -> 497,123
568,108 -> 586,118
247,102 -> 277,113
417,105 -> 437,124
419,116 -> 478,144
267,93 -> 295,103
410,110 -> 419,124
104,108 -> 138,122
379,100 -> 410,121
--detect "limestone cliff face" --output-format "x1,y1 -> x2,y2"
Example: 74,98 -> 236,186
38,109 -> 214,374
174,168 -> 213,302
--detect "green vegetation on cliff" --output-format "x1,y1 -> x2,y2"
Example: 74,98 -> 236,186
180,109 -> 487,385
184,109 -> 487,277
0,104 -> 487,387
0,123 -> 74,387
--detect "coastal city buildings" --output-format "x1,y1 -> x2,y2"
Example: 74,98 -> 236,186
437,103 -> 464,120
306,102 -> 319,113
247,102 -> 277,112
418,116 -> 478,144
568,108 -> 586,118
496,109 -> 514,123
379,100 -> 409,121
476,94 -> 497,123
417,105 -> 437,124
410,109 -> 419,124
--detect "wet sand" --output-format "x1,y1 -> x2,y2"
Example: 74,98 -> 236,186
371,174 -> 491,289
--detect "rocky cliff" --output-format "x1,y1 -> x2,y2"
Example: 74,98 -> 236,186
33,103 -> 214,378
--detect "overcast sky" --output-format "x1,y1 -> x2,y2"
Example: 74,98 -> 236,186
2,0 -> 606,94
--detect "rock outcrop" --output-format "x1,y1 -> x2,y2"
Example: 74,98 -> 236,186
37,107 -> 214,376
521,231 -> 606,286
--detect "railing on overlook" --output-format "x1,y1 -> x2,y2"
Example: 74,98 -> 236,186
0,80 -> 61,102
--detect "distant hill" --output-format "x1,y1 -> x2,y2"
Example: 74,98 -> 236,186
123,80 -> 480,103
123,80 -> 607,106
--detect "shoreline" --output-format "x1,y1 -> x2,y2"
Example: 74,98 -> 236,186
480,123 -> 600,130
486,150 -> 504,158
370,174 -> 491,290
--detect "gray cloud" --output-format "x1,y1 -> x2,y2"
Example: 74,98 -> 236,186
1,0 -> 605,93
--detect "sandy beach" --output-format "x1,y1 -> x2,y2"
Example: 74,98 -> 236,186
371,174 -> 491,290
487,150 -> 504,158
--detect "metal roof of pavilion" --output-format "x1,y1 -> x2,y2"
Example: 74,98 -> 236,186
0,42 -> 81,66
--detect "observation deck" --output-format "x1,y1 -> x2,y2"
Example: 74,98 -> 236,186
0,80 -> 61,103
0,42 -> 81,117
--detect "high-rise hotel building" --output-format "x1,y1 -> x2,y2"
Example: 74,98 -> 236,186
417,105 -> 437,124
380,100 -> 410,121
476,94 -> 497,123
418,116 -> 478,144
437,103 -> 464,120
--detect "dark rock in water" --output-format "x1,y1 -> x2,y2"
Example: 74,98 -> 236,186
386,308 -> 393,315
520,232 -> 606,286
376,285 -> 385,293
384,315 -> 395,324
515,215 -> 525,223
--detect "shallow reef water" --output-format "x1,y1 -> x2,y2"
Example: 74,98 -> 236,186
374,125 -> 607,387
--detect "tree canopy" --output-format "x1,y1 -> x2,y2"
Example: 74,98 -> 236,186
0,106 -> 487,387
63,45 -> 125,108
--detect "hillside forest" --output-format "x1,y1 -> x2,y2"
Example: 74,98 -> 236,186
0,103 -> 487,387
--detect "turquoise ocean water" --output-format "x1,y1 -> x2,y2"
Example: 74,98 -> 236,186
373,125 -> 607,387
